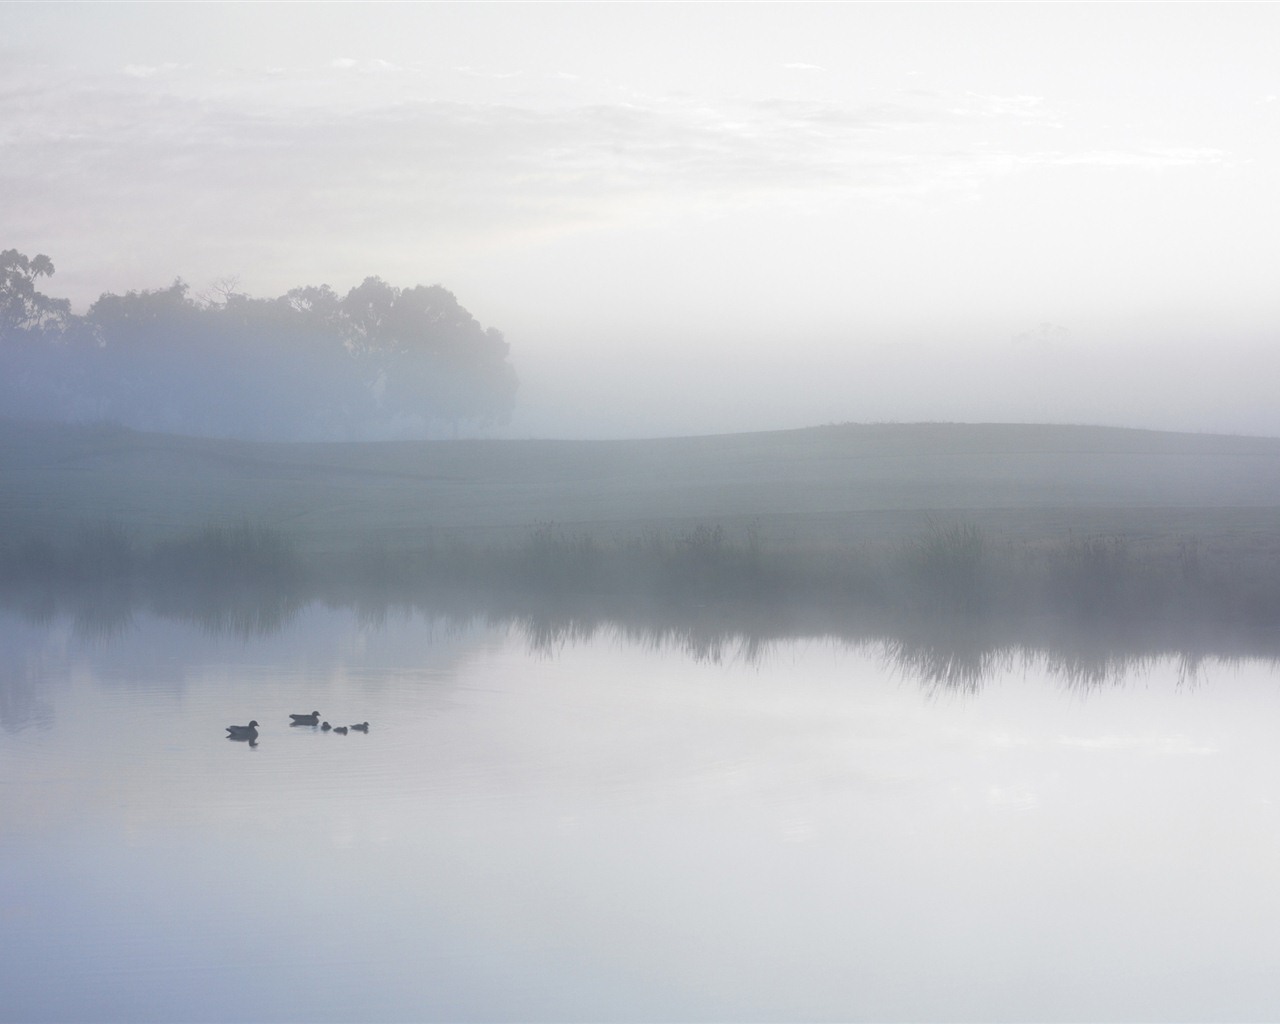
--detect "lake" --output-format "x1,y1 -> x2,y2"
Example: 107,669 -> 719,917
3,603 -> 1280,1022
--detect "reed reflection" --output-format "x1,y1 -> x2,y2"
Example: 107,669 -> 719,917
3,573 -> 1277,729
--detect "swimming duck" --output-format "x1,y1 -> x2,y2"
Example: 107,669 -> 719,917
289,711 -> 321,726
333,725 -> 348,735
321,721 -> 332,732
349,722 -> 369,733
226,721 -> 259,741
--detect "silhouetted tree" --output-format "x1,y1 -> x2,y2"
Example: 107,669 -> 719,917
87,280 -> 203,347
0,249 -> 517,439
0,249 -> 71,337
338,278 -> 518,431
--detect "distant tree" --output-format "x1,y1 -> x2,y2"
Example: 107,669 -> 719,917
340,276 -> 399,354
336,277 -> 518,431
0,249 -> 72,337
0,250 -> 89,423
282,284 -> 343,329
0,251 -> 517,439
86,280 -> 203,348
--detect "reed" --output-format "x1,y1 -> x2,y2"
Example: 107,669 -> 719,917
3,518 -> 1280,657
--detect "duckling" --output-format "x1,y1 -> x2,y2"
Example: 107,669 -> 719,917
333,725 -> 348,735
321,721 -> 332,732
289,711 -> 320,726
226,721 -> 259,741
349,722 -> 369,733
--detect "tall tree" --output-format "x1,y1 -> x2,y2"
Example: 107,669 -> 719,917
0,251 -> 518,439
338,277 -> 518,430
0,249 -> 72,336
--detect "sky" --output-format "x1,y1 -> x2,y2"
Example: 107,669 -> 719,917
4,2 -> 1280,438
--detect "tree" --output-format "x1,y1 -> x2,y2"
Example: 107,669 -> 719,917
337,278 -> 518,430
86,279 -> 201,348
283,284 -> 343,329
0,249 -> 72,337
0,252 -> 518,439
340,276 -> 399,354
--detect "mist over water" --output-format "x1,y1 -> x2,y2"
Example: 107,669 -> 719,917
4,605 -> 1280,1022
6,4 -> 1280,440
3,572 -> 1276,700
5,5 -> 1280,1020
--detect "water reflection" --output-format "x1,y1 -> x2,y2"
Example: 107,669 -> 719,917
2,601 -> 1277,742
3,580 -> 1278,727
0,664 -> 54,734
4,599 -> 1280,1021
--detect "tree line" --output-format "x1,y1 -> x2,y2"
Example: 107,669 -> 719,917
0,248 -> 518,440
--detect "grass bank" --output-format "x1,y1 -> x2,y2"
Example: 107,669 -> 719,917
3,419 -> 1279,676
3,519 -> 1278,673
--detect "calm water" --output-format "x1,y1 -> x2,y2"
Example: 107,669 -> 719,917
3,605 -> 1280,1022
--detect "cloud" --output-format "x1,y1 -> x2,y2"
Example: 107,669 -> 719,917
455,66 -> 522,80
121,63 -> 184,79
986,784 -> 1039,811
782,62 -> 826,73
330,57 -> 402,73
953,92 -> 1052,121
1028,146 -> 1231,168
0,67 -> 1229,211
0,60 -> 1240,301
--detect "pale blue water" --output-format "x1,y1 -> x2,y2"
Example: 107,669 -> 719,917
3,605 -> 1280,1021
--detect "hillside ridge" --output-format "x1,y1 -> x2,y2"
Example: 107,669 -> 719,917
2,418 -> 1278,553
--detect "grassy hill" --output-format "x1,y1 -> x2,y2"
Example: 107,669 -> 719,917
3,418 -> 1279,558
4,418 -> 1280,669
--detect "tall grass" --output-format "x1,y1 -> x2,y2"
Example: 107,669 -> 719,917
3,517 -> 1280,663
902,522 -> 990,614
150,523 -> 302,589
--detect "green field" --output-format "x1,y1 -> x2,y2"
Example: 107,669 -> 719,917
3,418 -> 1279,556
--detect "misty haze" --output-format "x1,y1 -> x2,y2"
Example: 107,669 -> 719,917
4,5 -> 1280,1022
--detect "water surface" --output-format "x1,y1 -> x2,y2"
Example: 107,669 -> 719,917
3,606 -> 1279,1021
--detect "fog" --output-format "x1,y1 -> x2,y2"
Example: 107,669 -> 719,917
4,3 -> 1280,438
513,320 -> 1280,438
8,11 -> 1280,1020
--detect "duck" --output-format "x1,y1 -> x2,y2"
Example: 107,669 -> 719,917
321,721 -> 332,732
349,722 -> 369,733
289,711 -> 321,726
226,720 -> 259,741
333,725 -> 348,735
